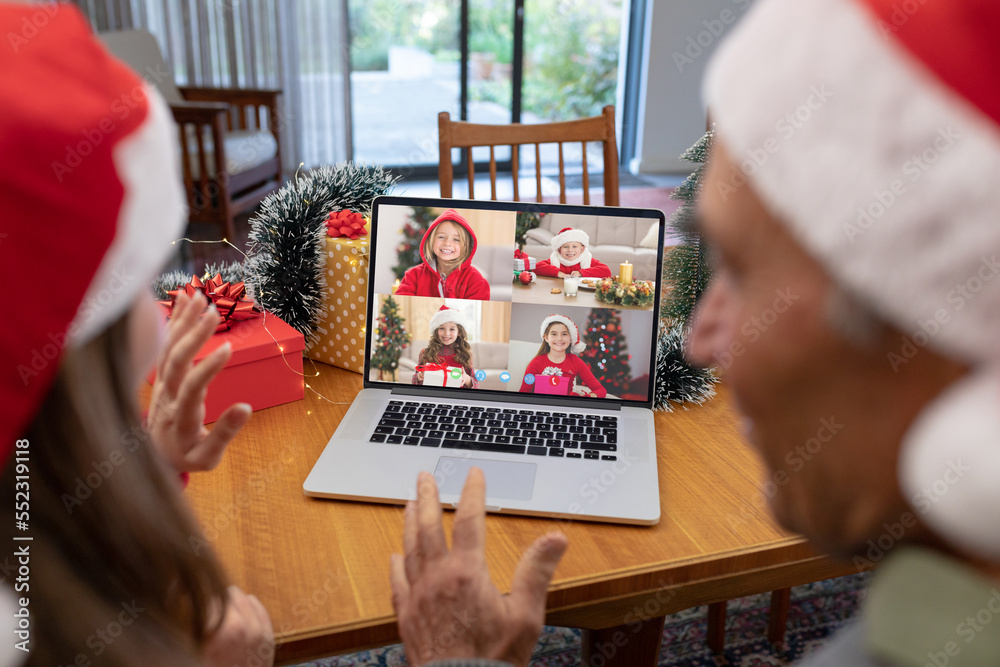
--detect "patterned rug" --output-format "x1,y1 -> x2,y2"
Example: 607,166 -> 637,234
297,572 -> 870,666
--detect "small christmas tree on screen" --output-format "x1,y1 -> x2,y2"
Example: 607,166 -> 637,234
392,207 -> 437,281
371,295 -> 411,380
580,308 -> 631,394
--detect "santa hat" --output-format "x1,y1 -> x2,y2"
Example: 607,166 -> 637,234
539,315 -> 585,355
429,305 -> 467,333
705,0 -> 1000,559
0,5 -> 185,462
549,227 -> 593,269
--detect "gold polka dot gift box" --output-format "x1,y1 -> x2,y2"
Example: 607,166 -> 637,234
305,214 -> 370,373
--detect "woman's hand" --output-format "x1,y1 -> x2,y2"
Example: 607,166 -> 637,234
390,469 -> 568,666
557,271 -> 568,278
147,292 -> 252,473
204,586 -> 274,667
570,271 -> 582,278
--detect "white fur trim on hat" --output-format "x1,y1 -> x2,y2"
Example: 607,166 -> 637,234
550,227 -> 592,269
429,306 -> 466,333
548,248 -> 593,270
705,0 -> 1000,560
704,0 -> 1000,367
68,85 -> 186,346
899,370 -> 1000,560
540,315 -> 585,355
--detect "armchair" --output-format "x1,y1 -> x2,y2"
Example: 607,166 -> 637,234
98,29 -> 283,240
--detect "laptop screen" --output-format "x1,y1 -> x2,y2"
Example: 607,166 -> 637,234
364,196 -> 666,409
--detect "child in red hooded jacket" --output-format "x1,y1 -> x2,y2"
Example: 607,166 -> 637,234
395,210 -> 491,300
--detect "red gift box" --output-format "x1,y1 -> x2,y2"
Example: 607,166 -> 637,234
534,374 -> 571,395
150,306 -> 305,423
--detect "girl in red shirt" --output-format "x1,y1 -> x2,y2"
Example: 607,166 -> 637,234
519,314 -> 607,397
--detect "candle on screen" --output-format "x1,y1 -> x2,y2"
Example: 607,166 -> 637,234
619,261 -> 633,284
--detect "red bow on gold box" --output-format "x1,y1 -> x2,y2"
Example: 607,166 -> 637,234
160,273 -> 260,332
325,210 -> 367,239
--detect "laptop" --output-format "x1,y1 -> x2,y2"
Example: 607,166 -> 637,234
304,195 -> 665,525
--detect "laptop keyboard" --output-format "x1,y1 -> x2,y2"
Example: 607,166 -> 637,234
369,400 -> 618,461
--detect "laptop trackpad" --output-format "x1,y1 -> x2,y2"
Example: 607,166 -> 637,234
435,457 -> 536,501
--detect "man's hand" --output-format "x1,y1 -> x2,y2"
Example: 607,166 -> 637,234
390,469 -> 568,667
203,586 -> 274,667
147,292 -> 252,473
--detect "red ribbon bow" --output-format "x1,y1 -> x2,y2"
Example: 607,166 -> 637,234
415,363 -> 461,386
514,248 -> 524,259
415,362 -> 455,374
160,273 -> 260,333
325,210 -> 367,239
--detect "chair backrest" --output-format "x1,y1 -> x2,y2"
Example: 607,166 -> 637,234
438,105 -> 620,206
97,29 -> 184,105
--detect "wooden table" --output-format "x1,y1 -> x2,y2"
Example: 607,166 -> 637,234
512,274 -> 656,310
174,367 -> 859,665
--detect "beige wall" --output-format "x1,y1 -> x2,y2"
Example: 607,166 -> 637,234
378,295 -> 511,347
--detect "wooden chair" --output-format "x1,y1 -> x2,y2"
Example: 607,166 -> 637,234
98,29 -> 283,240
437,105 -> 619,206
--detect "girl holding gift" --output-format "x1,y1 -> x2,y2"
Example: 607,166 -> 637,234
534,227 -> 613,279
519,314 -> 607,397
412,306 -> 478,388
395,209 -> 491,300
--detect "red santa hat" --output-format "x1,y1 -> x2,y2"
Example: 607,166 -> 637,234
549,227 -> 593,269
539,315 -> 585,355
0,5 -> 186,462
705,0 -> 1000,559
428,305 -> 467,334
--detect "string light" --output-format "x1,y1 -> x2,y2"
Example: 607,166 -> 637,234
168,235 -> 354,407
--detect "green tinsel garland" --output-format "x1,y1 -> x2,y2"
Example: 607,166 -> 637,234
244,163 -> 397,344
652,127 -> 718,409
652,319 -> 717,411
152,260 -> 245,300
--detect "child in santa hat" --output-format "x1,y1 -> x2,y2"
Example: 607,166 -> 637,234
533,227 -> 613,279
519,315 -> 607,397
412,305 -> 478,388
395,209 -> 491,300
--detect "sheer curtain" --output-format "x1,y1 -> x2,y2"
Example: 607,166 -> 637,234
68,0 -> 352,170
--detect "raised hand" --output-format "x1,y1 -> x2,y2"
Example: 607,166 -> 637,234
203,586 -> 274,667
390,469 -> 568,666
147,292 -> 252,473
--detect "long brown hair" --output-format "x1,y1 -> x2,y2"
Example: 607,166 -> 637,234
422,219 -> 472,274
419,323 -> 473,370
536,320 -> 570,357
0,314 -> 229,666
